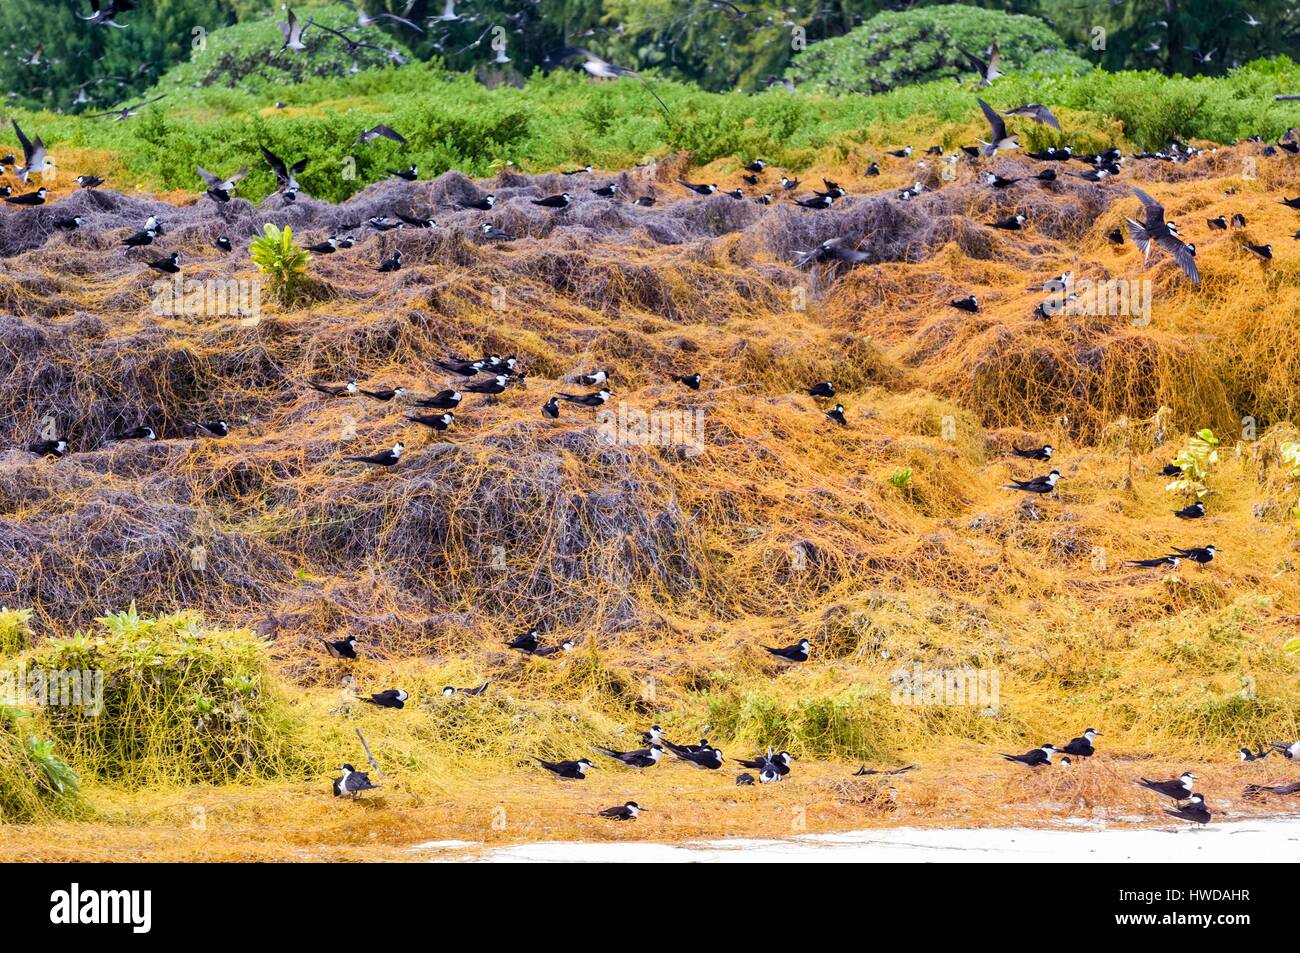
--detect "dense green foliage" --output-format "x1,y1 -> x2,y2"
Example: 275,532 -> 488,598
788,5 -> 1092,93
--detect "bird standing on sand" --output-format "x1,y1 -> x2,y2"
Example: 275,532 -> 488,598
1165,794 -> 1211,824
333,763 -> 380,797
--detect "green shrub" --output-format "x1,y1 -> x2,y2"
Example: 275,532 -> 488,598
0,608 -> 31,656
32,605 -> 307,787
788,5 -> 1092,94
250,223 -> 312,306
0,705 -> 82,821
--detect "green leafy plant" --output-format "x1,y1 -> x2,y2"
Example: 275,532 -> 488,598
249,223 -> 312,306
26,737 -> 78,795
888,467 -> 914,491
0,607 -> 32,655
1166,428 -> 1219,498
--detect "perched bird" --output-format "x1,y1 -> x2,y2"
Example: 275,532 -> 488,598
950,295 -> 980,313
412,390 -> 461,410
1125,555 -> 1181,569
1059,728 -> 1101,757
214,236 -> 233,253
505,628 -> 541,653
578,370 -> 609,387
1245,242 -> 1272,260
641,725 -> 663,746
321,636 -> 359,659
674,372 -> 702,390
53,216 -> 84,231
556,389 -> 611,407
633,196 -> 656,207
885,146 -> 912,158
1011,444 -> 1053,461
677,180 -> 718,196
147,252 -> 181,274
364,689 -> 409,709
307,237 -> 339,254
76,174 -> 104,188
359,387 -> 406,402
745,159 -> 767,173
463,375 -> 517,396
780,176 -> 800,190
389,166 -> 418,182
1165,794 -> 1211,825
533,193 -> 572,209
795,194 -> 833,210
597,801 -> 641,820
333,763 -> 379,797
377,250 -> 402,273
396,213 -> 435,229
853,764 -> 917,776
1003,470 -> 1060,494
109,426 -> 156,442
308,380 -> 358,397
1126,187 -> 1199,284
479,221 -> 512,242
988,214 -> 1026,230
28,439 -> 68,458
535,757 -> 594,780
1170,545 -> 1216,565
736,773 -> 756,785
562,165 -> 593,176
343,443 -> 404,468
1173,501 -> 1206,519
594,745 -> 663,768
445,681 -> 490,697
1136,771 -> 1198,801
194,420 -> 229,439
1207,215 -> 1228,230
5,188 -> 47,206
664,740 -> 724,769
1002,744 -> 1058,767
592,183 -> 617,197
982,172 -> 1020,189
1270,740 -> 1300,761
1238,746 -> 1270,762
1243,781 -> 1300,799
541,396 -> 560,419
407,412 -> 454,432
865,161 -> 880,176
764,639 -> 810,663
735,749 -> 795,776
808,381 -> 835,398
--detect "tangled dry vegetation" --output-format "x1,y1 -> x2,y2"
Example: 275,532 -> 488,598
1,132 -> 1299,855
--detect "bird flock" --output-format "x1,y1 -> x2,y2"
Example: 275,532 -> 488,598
5,20 -> 1299,833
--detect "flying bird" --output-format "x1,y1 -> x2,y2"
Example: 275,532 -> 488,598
1126,187 -> 1200,284
1002,103 -> 1061,129
259,144 -> 308,201
976,98 -> 1018,157
546,47 -> 670,117
197,165 -> 248,202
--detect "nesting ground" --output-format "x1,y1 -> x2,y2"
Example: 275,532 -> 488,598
1,136 -> 1299,859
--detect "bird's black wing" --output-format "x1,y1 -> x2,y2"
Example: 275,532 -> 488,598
259,143 -> 288,181
1131,186 -> 1165,232
976,98 -> 1007,142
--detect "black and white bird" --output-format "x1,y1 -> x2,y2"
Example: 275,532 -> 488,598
594,744 -> 663,768
354,124 -> 408,146
982,172 -> 1020,189
826,404 -> 848,427
745,159 -> 767,173
214,235 -> 233,253
194,420 -> 229,439
597,801 -> 641,820
147,252 -> 181,274
505,628 -> 541,653
197,165 -> 248,202
1126,554 -> 1181,569
309,380 -> 358,397
277,7 -> 311,53
1003,103 -> 1060,129
1270,739 -> 1300,761
321,636 -> 359,659
1207,215 -> 1227,230
546,47 -> 671,116
1002,744 -> 1058,767
578,369 -> 609,387
886,146 -> 912,158
853,764 -> 917,776
333,763 -> 379,797
959,42 -> 1002,86
110,426 -> 156,442
5,188 -> 47,206
260,144 -> 307,201
359,386 -> 406,402
53,216 -> 84,231
444,681 -> 491,697
533,193 -> 572,209
364,689 -> 409,709
556,389 -> 611,407
76,174 -> 104,188
535,757 -> 594,780
1243,781 -> 1300,798
407,412 -> 454,432
1011,444 -> 1053,461
389,166 -> 418,182
764,639 -> 810,663
464,375 -> 517,396
1136,771 -> 1198,800
1059,728 -> 1101,757
307,236 -> 340,254
808,381 -> 835,398
664,740 -> 724,769
677,180 -> 718,196
1165,794 -> 1211,824
541,396 -> 560,419
780,176 -> 800,190
377,250 -> 402,272
11,119 -> 51,182
795,238 -> 870,267
343,442 -> 404,468
1003,470 -> 1060,493
592,183 -> 617,197
988,214 -> 1026,230
1170,545 -> 1216,565
735,749 -> 795,776
1238,746 -> 1270,762
796,194 -> 833,210
674,372 -> 702,390
28,439 -> 68,458
950,295 -> 980,313
976,98 -> 1017,156
1245,242 -> 1272,261
78,0 -> 135,30
1127,186 -> 1199,284
561,165 -> 593,176
395,213 -> 435,229
641,725 -> 663,745
412,389 -> 461,410
1173,501 -> 1205,519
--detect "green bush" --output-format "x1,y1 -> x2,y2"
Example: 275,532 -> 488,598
0,705 -> 81,822
0,609 -> 31,656
249,223 -> 312,306
788,5 -> 1093,94
32,605 -> 306,787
